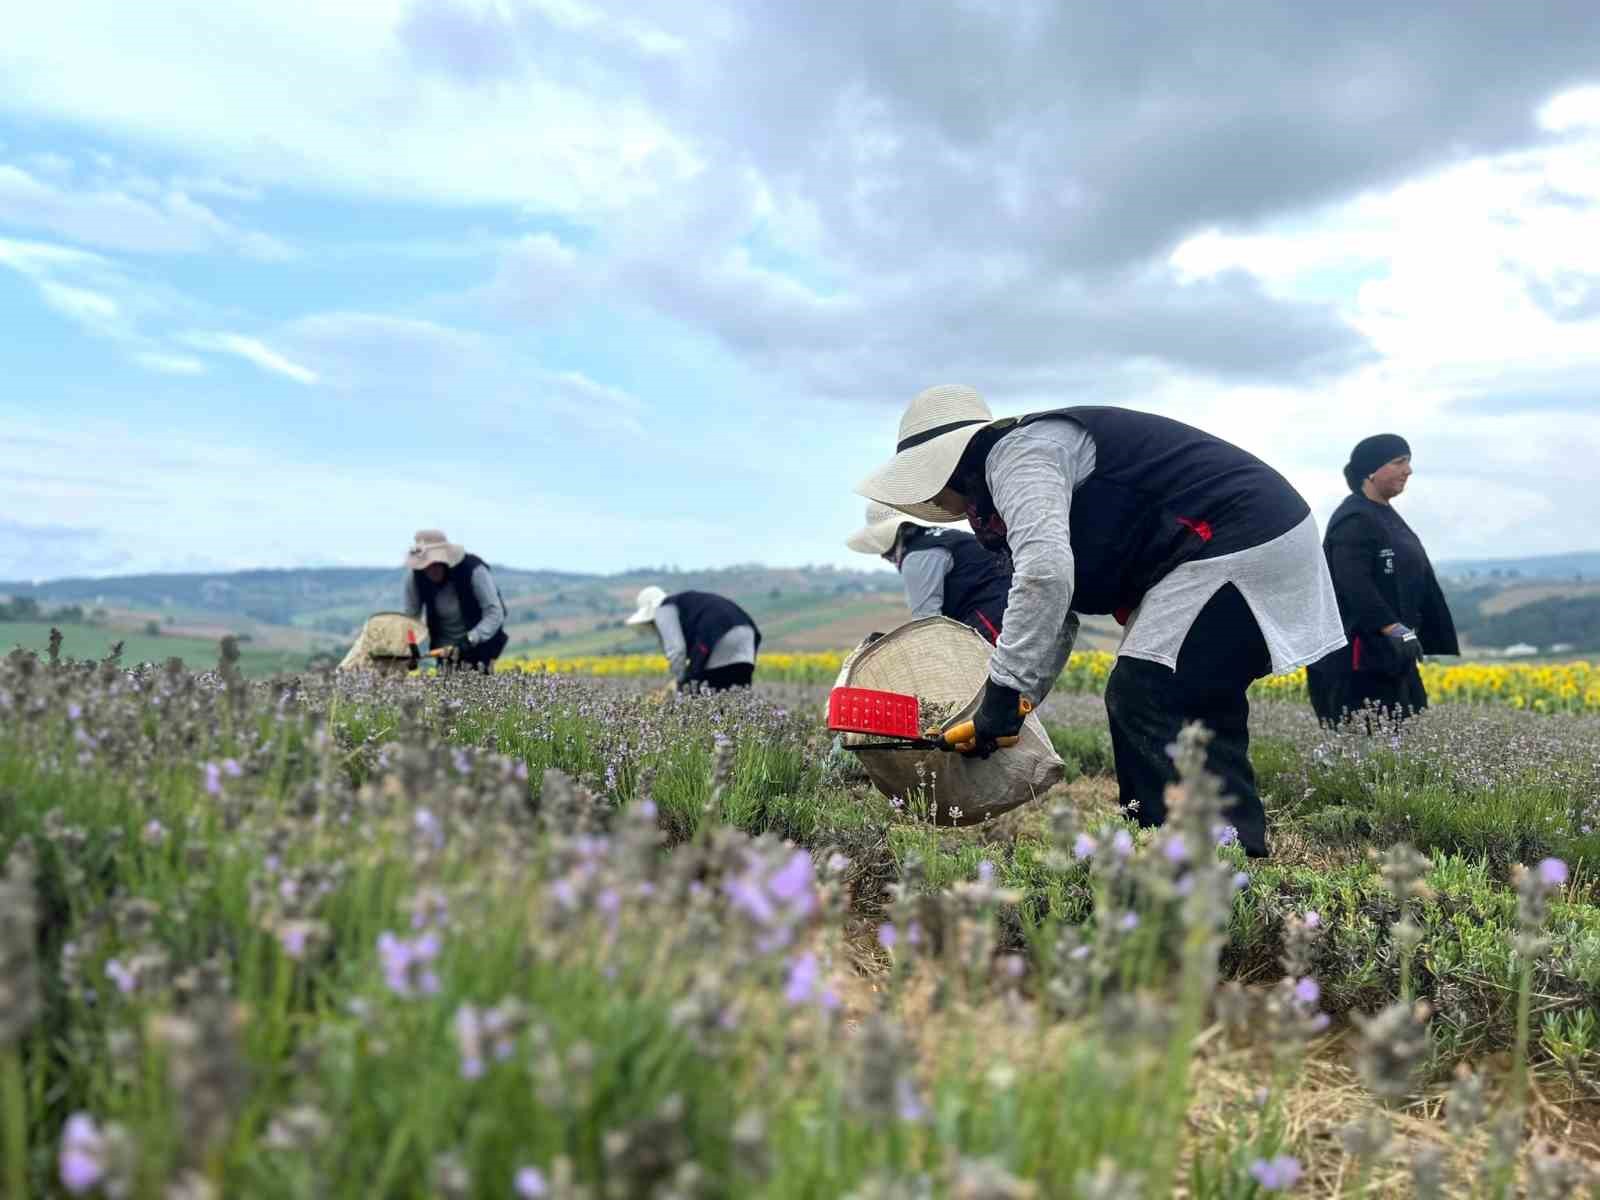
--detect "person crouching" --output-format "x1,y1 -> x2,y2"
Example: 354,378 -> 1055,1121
846,500 -> 1010,643
626,586 -> 762,692
402,529 -> 509,673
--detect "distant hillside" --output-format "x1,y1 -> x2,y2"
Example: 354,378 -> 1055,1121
1436,550 -> 1600,582
0,563 -> 910,661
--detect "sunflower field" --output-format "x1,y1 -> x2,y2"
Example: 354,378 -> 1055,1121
503,649 -> 1600,712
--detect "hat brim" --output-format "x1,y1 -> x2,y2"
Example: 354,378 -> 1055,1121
405,543 -> 466,570
624,606 -> 658,626
853,423 -> 989,523
846,518 -> 904,556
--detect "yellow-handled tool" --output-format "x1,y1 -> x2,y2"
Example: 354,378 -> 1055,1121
940,697 -> 1034,753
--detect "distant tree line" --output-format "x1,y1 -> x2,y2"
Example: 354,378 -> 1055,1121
1446,587 -> 1600,651
0,597 -> 87,623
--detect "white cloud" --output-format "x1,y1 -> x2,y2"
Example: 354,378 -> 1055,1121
0,160 -> 295,259
133,351 -> 208,376
182,332 -> 320,385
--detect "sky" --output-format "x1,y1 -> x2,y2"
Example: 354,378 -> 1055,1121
2,0 -> 1599,581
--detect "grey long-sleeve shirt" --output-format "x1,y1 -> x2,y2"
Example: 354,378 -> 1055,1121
402,565 -> 506,646
985,420 -> 1097,702
899,547 -> 952,618
653,602 -> 758,681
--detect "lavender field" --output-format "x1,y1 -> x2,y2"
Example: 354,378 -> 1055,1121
3,645 -> 1600,1198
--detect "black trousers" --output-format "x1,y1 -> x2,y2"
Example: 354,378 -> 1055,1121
1308,662 -> 1427,727
1102,584 -> 1272,857
686,663 -> 754,692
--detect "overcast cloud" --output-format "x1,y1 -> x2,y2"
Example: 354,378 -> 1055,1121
1,1 -> 1598,577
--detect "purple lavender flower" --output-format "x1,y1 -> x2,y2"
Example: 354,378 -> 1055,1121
1303,910 -> 1321,929
1162,836 -> 1190,865
201,762 -> 222,797
1537,858 -> 1569,888
515,1166 -> 549,1197
767,851 -> 816,908
783,952 -> 820,1005
377,930 -> 442,997
1073,833 -> 1098,860
1293,977 -> 1320,1006
1117,912 -> 1140,932
1214,824 -> 1240,847
278,924 -> 311,960
67,703 -> 82,721
895,1076 -> 925,1122
977,859 -> 995,885
58,1113 -> 105,1193
221,757 -> 243,778
1248,1155 -> 1302,1190
877,922 -> 897,950
454,1005 -> 486,1080
104,959 -> 136,996
1110,829 -> 1133,859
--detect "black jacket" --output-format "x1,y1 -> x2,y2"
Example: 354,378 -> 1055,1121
667,591 -> 762,681
1310,495 -> 1457,677
899,526 -> 1011,642
960,405 -> 1310,618
412,553 -> 509,659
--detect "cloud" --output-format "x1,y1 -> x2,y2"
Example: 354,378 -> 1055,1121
133,351 -> 208,376
0,159 -> 294,259
182,332 -> 320,385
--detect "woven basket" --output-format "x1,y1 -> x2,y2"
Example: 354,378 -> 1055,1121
836,616 -> 1065,826
337,612 -> 426,672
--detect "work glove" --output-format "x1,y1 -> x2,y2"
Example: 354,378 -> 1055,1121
947,679 -> 1028,758
1385,623 -> 1424,666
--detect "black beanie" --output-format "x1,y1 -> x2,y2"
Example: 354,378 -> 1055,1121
1343,433 -> 1411,493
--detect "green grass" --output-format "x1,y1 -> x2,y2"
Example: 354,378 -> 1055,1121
0,620 -> 309,675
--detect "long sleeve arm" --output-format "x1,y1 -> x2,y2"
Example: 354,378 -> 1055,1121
899,548 -> 953,618
985,423 -> 1091,702
465,565 -> 505,645
653,603 -> 689,680
402,571 -> 422,619
1324,522 -> 1399,635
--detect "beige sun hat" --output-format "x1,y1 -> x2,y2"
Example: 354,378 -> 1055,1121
853,384 -> 997,522
624,585 -> 668,626
845,501 -> 941,556
405,529 -> 466,571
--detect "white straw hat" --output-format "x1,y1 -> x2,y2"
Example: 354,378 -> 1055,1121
624,585 -> 668,626
845,501 -> 941,556
405,529 -> 466,570
853,384 -> 996,522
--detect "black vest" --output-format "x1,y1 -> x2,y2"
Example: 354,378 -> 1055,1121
412,553 -> 509,657
667,591 -> 762,679
900,526 -> 1011,642
961,406 -> 1309,616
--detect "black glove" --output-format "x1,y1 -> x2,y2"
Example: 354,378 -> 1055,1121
1385,623 -> 1424,666
959,680 -> 1026,758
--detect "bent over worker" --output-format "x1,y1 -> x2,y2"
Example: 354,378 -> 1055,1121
856,385 -> 1345,858
626,586 -> 762,692
846,500 -> 1011,643
402,529 -> 509,672
1307,434 -> 1458,724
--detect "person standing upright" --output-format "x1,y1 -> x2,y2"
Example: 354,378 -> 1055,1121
846,500 -> 1011,642
626,586 -> 762,692
402,529 -> 509,672
1307,435 -> 1458,724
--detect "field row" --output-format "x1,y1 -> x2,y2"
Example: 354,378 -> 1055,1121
501,649 -> 1600,713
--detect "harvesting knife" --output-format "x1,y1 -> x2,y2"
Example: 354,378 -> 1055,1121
826,685 -> 1033,753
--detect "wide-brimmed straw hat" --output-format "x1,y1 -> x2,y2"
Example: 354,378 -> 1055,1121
845,501 -> 939,556
624,585 -> 668,626
853,384 -> 996,522
405,529 -> 466,571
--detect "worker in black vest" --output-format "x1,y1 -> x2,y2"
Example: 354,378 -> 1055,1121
846,500 -> 1011,643
402,529 -> 509,672
625,586 -> 762,692
1307,434 -> 1458,725
856,385 -> 1345,858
